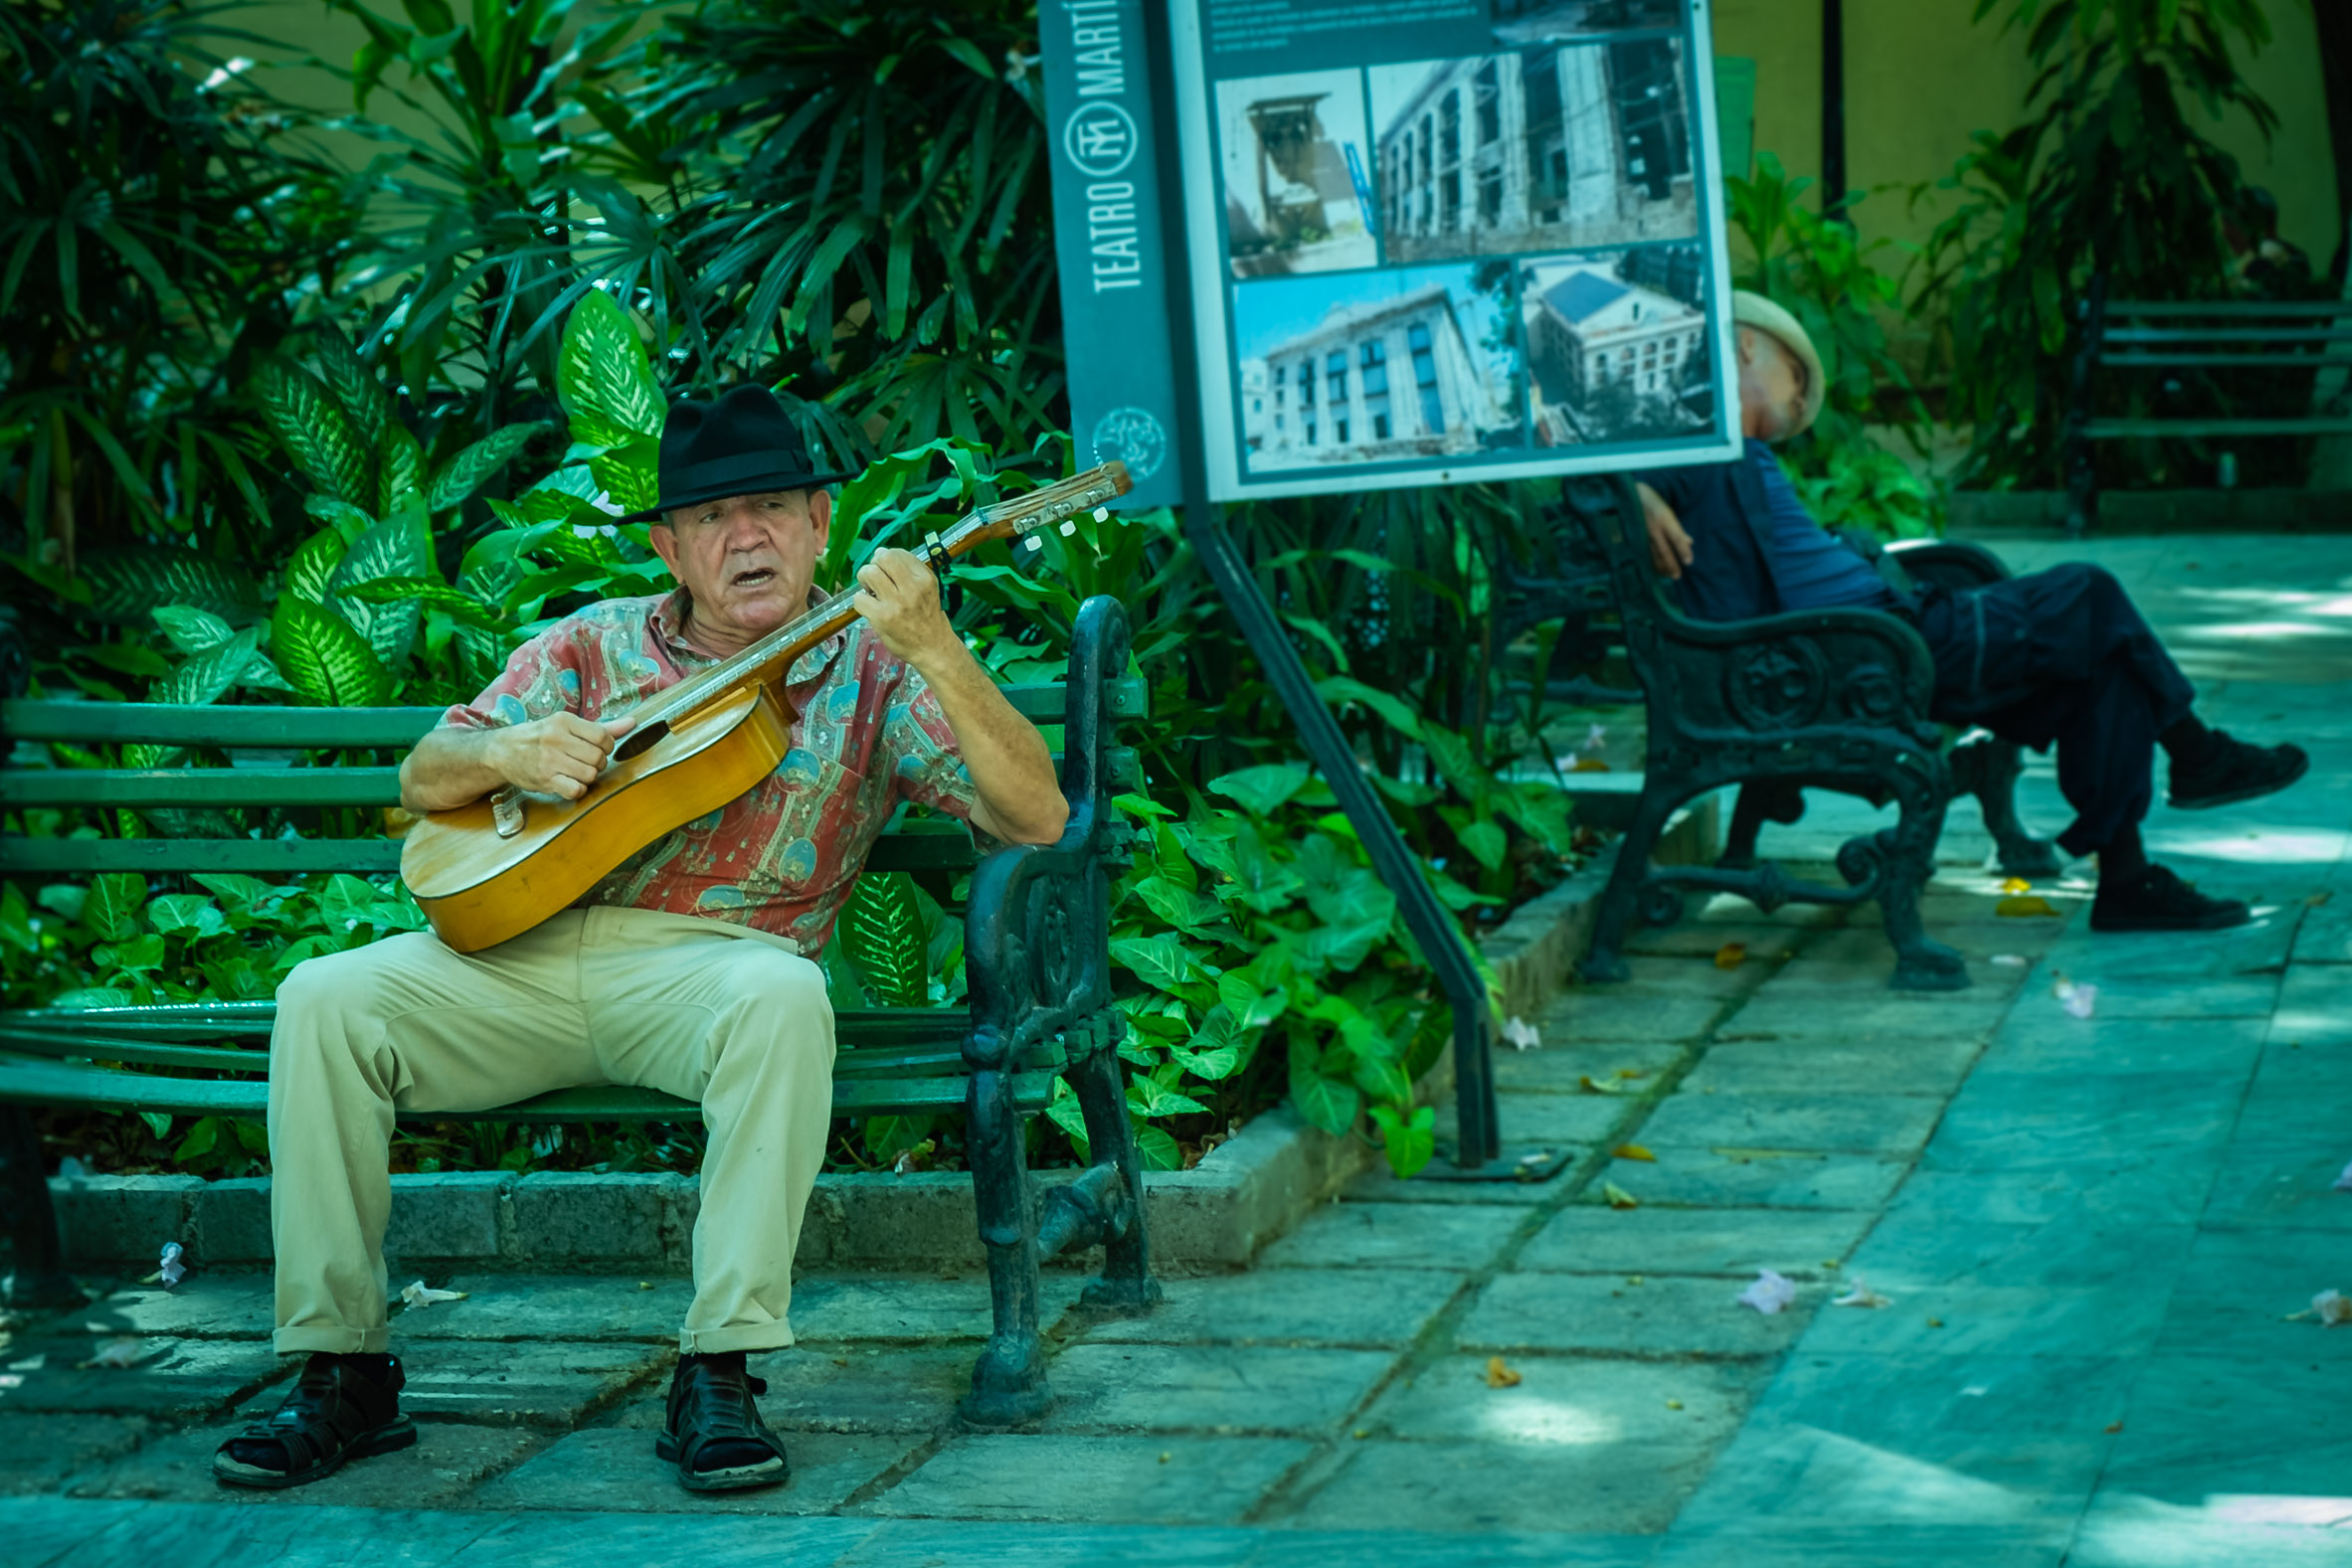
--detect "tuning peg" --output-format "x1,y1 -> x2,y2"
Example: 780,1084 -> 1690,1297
1058,519 -> 1078,537
1022,535 -> 1044,551
1092,507 -> 1110,522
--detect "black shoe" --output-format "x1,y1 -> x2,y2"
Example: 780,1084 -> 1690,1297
2169,732 -> 2309,810
213,1352 -> 415,1488
655,1352 -> 790,1492
2090,864 -> 2250,933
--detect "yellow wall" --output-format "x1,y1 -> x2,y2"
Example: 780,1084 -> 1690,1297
1714,0 -> 2341,269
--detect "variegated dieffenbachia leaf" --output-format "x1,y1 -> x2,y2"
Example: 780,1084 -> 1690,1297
152,605 -> 235,655
149,627 -> 259,707
79,549 -> 260,624
309,328 -> 393,457
838,871 -> 928,1009
256,358 -> 372,506
427,423 -> 549,512
380,423 -> 426,516
272,596 -> 394,707
330,513 -> 433,670
284,527 -> 348,608
556,288 -> 664,448
341,577 -> 508,629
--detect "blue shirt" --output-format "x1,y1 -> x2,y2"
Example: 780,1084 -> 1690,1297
1633,440 -> 1895,621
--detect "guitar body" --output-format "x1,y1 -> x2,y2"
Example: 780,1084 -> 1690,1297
401,681 -> 796,954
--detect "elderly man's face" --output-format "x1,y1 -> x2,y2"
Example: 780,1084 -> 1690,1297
1736,326 -> 1811,444
649,489 -> 832,653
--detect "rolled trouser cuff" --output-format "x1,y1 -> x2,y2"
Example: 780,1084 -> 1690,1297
677,1322 -> 796,1355
273,1324 -> 389,1355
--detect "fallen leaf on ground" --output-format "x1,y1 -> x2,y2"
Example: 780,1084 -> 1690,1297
1502,1016 -> 1541,1051
400,1281 -> 468,1309
1613,1143 -> 1657,1162
2001,877 -> 2033,896
2104,1421 -> 2124,1434
1926,1316 -> 1946,1328
1997,895 -> 2061,918
2056,978 -> 2098,1019
1485,1355 -> 1523,1388
79,1337 -> 153,1370
2314,1290 -> 2352,1326
1736,1270 -> 1797,1315
2307,892 -> 2333,907
1715,943 -> 1747,969
1602,1182 -> 1640,1210
157,1243 -> 185,1290
1578,1075 -> 1625,1095
1833,1277 -> 1893,1309
1990,954 -> 2028,967
636,1281 -> 653,1291
1616,1067 -> 1647,1080
1665,1398 -> 1684,1410
1570,759 -> 1611,773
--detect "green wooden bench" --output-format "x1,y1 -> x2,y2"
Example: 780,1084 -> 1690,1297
0,594 -> 1158,1425
2065,285 -> 2352,533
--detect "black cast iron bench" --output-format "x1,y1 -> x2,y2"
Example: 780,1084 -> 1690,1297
0,594 -> 1156,1426
1552,473 -> 2060,992
2065,281 -> 2352,534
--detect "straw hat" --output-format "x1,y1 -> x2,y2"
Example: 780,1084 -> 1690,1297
1730,290 -> 1825,436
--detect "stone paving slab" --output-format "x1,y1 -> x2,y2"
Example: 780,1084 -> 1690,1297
1634,1091 -> 1946,1156
1582,1150 -> 1910,1211
1037,1343 -> 1400,1435
1456,1272 -> 1811,1357
2101,1354 -> 2352,1510
1339,1161 -> 1583,1207
1286,1436 -> 1717,1534
70,1418 -> 542,1507
873,1434 -> 1312,1524
1973,1012 -> 2269,1075
789,1273 -> 1087,1342
397,1277 -> 694,1341
1653,1523 -> 2070,1568
733,1344 -> 977,1434
69,1278 -> 275,1340
1,1333 -> 287,1422
1075,1266 -> 1466,1348
1713,988 -> 2015,1042
1678,1036 -> 1982,1099
471,1427 -> 921,1513
0,1414 -> 156,1494
2150,1227 -> 2352,1360
1364,1354 -> 1765,1449
396,1339 -> 664,1429
1488,1090 -> 1643,1145
1515,1207 -> 1875,1278
1256,1200 -> 1524,1271
1493,1040 -> 1683,1095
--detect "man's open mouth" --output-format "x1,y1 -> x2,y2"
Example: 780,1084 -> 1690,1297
731,567 -> 777,589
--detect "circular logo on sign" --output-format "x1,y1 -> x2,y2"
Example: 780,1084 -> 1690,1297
1091,407 -> 1168,481
1063,101 -> 1138,179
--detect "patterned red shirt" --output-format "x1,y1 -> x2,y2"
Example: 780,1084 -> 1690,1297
439,589 -> 979,953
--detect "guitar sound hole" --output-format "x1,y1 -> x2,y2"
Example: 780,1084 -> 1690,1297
615,720 -> 669,762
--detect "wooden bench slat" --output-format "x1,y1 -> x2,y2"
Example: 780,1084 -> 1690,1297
0,837 -> 404,874
2106,300 -> 2352,317
0,768 -> 403,808
0,1051 -> 1052,1122
3,1002 -> 969,1045
2100,352 -> 2352,368
1,704 -> 447,748
2104,327 -> 2352,344
2080,418 -> 2352,438
1,679 -> 1145,751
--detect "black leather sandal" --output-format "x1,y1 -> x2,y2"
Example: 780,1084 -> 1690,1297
655,1353 -> 791,1492
213,1353 -> 416,1489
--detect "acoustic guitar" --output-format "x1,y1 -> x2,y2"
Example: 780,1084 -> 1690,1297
400,461 -> 1133,953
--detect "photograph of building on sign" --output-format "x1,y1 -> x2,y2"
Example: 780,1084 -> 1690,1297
1491,0 -> 1683,47
1235,263 -> 1525,472
1521,247 -> 1712,446
1368,37 -> 1698,264
1215,70 -> 1377,278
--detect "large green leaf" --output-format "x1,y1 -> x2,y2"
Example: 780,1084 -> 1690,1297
84,874 -> 148,943
256,358 -> 373,506
272,597 -> 394,707
839,871 -> 928,1008
79,549 -> 261,625
1109,932 -> 1193,992
149,627 -> 259,707
152,605 -> 234,655
1206,764 -> 1309,818
428,423 -> 549,512
557,289 -> 664,448
285,527 -> 349,607
342,577 -> 510,629
331,513 -> 434,669
1288,1035 -> 1361,1134
588,435 -> 660,516
310,329 -> 394,457
381,423 -> 426,515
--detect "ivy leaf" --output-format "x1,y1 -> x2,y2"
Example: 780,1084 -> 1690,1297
145,894 -> 228,940
1127,1076 -> 1209,1119
272,597 -> 394,707
1134,1125 -> 1183,1171
1110,932 -> 1195,992
1046,1077 -> 1092,1158
840,871 -> 928,1009
1288,1035 -> 1361,1134
1225,827 -> 1304,913
1207,764 -> 1309,818
1134,876 -> 1224,934
84,873 -> 148,943
1458,818 -> 1509,872
1218,970 -> 1288,1030
1367,1103 -> 1437,1178
557,288 -> 665,447
1315,675 -> 1425,742
1150,820 -> 1196,891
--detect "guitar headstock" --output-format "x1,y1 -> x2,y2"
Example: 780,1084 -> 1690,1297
962,461 -> 1134,554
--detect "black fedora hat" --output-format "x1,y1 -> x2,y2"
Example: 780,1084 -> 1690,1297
619,384 -> 856,524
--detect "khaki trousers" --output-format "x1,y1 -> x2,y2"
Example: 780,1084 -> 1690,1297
267,906 -> 834,1356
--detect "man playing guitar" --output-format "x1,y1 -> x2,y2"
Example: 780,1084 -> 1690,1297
214,385 -> 1068,1493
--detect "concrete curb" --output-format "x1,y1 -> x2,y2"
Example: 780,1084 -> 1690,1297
42,796 -> 1722,1276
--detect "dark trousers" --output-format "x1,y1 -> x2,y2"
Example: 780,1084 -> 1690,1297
1909,564 -> 2196,857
